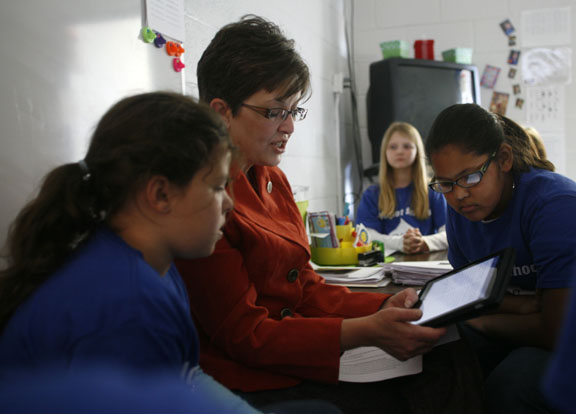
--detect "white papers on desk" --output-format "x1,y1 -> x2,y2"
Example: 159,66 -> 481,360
390,260 -> 453,286
312,265 -> 391,288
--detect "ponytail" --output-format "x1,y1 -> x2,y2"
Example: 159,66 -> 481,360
427,104 -> 555,173
0,91 -> 230,330
498,116 -> 555,173
0,162 -> 100,328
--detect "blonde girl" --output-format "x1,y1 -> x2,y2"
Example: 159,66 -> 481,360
357,121 -> 447,254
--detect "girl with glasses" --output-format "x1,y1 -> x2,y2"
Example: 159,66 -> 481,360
357,121 -> 448,255
426,103 -> 576,414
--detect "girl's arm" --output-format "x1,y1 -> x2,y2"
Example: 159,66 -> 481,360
421,225 -> 448,252
402,226 -> 448,253
466,288 -> 571,350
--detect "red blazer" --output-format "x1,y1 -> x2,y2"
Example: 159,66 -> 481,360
176,166 -> 388,391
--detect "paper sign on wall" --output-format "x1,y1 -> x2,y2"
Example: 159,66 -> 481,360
522,7 -> 571,47
526,85 -> 564,131
146,0 -> 185,42
522,47 -> 572,86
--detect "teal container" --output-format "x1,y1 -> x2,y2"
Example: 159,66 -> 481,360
442,48 -> 473,64
379,40 -> 410,59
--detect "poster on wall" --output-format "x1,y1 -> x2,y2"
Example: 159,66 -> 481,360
526,85 -> 565,174
522,48 -> 572,86
480,65 -> 501,88
146,0 -> 186,42
526,85 -> 564,131
521,7 -> 571,47
538,132 -> 566,173
489,92 -> 510,116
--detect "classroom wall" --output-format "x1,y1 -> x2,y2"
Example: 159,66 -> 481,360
4,1 -> 570,255
0,1 -> 184,256
183,0 -> 350,214
353,0 -> 576,181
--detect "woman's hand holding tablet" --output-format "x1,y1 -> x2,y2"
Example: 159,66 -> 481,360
412,248 -> 516,327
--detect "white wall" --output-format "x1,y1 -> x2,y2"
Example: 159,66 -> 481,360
183,0 -> 350,214
353,0 -> 576,181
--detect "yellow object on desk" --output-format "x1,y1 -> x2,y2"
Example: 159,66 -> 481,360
310,244 -> 372,266
335,223 -> 354,242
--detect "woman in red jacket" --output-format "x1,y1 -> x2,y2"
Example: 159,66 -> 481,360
177,15 -> 482,413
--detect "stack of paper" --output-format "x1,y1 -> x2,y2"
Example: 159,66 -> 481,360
389,260 -> 453,286
313,266 -> 390,288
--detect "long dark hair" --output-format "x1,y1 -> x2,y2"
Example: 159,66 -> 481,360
426,103 -> 555,173
0,92 -> 230,330
197,15 -> 311,113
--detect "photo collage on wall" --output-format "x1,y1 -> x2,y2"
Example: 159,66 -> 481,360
481,18 -> 524,116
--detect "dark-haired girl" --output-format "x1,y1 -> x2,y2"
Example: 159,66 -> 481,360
0,92 -> 263,413
426,103 -> 576,414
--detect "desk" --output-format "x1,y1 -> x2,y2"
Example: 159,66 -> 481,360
350,250 -> 448,294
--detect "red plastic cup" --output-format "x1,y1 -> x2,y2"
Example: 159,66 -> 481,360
414,40 -> 435,60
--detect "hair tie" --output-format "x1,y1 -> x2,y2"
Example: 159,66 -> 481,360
78,159 -> 91,181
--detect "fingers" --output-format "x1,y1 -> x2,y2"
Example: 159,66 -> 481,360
380,323 -> 447,360
384,288 -> 419,309
404,239 -> 422,254
403,230 -> 425,253
381,306 -> 423,323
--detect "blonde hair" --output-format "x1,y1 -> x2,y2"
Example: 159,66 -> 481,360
524,126 -> 554,170
378,122 -> 429,219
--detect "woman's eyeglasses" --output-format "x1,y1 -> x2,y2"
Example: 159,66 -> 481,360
241,103 -> 308,122
429,152 -> 497,194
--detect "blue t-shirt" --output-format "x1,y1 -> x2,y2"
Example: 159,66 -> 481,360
0,227 -> 259,413
357,184 -> 447,236
543,281 -> 576,411
0,364 -> 258,414
446,168 -> 576,291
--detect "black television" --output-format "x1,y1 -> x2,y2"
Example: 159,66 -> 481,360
366,58 -> 481,166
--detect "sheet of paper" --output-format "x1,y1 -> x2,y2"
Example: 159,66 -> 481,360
539,132 -> 565,173
525,85 -> 565,174
522,7 -> 572,47
522,47 -> 572,86
526,85 -> 565,132
339,347 -> 422,383
146,0 -> 185,42
339,326 -> 460,382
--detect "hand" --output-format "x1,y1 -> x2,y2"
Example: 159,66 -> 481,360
381,288 -> 419,309
402,228 -> 430,254
341,288 -> 447,360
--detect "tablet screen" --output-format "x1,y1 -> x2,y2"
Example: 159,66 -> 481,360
414,256 -> 499,326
